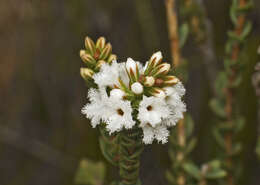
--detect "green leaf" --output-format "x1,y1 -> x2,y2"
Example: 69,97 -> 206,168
228,31 -> 242,42
207,160 -> 221,169
99,126 -> 120,166
165,170 -> 175,184
234,117 -> 245,133
185,114 -> 194,138
230,143 -> 242,156
225,40 -> 235,54
213,127 -> 226,149
230,0 -> 238,25
237,1 -> 254,12
183,162 -> 201,180
240,21 -> 252,40
214,72 -> 228,96
205,169 -> 227,179
210,99 -> 226,118
74,159 -> 105,185
179,23 -> 190,48
185,138 -> 197,154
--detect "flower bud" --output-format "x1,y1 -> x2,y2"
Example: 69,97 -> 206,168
126,58 -> 139,82
80,68 -> 94,80
80,50 -> 96,65
85,36 -> 96,55
163,75 -> 179,86
110,89 -> 125,99
95,60 -> 106,70
99,43 -> 112,60
131,82 -> 143,94
150,51 -> 162,67
154,78 -> 164,86
144,52 -> 163,75
107,54 -> 117,64
153,63 -> 171,77
96,37 -> 106,50
144,76 -> 155,87
149,87 -> 166,98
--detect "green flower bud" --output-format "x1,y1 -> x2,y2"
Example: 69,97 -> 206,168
95,60 -> 106,70
148,87 -> 166,98
153,63 -> 171,77
107,54 -> 117,64
99,43 -> 112,60
80,50 -> 96,65
143,76 -> 155,87
163,75 -> 179,86
85,36 -> 96,55
96,37 -> 106,50
80,68 -> 94,80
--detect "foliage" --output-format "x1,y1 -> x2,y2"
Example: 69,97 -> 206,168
74,159 -> 106,185
210,0 -> 253,184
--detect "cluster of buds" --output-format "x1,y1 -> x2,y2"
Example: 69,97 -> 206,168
80,36 -> 117,81
126,52 -> 180,98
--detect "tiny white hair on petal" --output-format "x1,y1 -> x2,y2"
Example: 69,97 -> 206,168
102,97 -> 135,134
138,96 -> 171,127
82,88 -> 108,128
173,82 -> 186,97
93,61 -> 120,88
154,125 -> 169,144
142,126 -> 154,144
141,124 -> 169,144
163,100 -> 186,127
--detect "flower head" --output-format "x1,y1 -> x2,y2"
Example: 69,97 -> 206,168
80,44 -> 187,145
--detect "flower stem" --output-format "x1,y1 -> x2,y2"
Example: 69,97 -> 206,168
165,0 -> 181,67
119,127 -> 144,185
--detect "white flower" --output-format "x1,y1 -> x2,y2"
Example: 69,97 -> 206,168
162,102 -> 186,126
82,88 -> 135,133
110,89 -> 125,99
81,88 -> 108,128
131,82 -> 143,94
173,82 -> 186,97
93,60 -> 130,90
138,96 -> 171,127
103,97 -> 135,134
93,60 -> 120,88
118,62 -> 130,86
142,124 -> 169,144
163,82 -> 186,126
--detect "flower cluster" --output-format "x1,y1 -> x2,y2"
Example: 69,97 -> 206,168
81,48 -> 186,144
80,37 -> 117,81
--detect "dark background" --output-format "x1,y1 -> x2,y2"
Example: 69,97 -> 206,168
0,0 -> 259,185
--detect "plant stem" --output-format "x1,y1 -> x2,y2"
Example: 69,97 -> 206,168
165,1 -> 186,185
225,1 -> 247,184
119,128 -> 144,185
165,0 -> 181,67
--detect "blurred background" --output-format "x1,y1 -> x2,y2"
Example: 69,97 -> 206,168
0,0 -> 260,185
